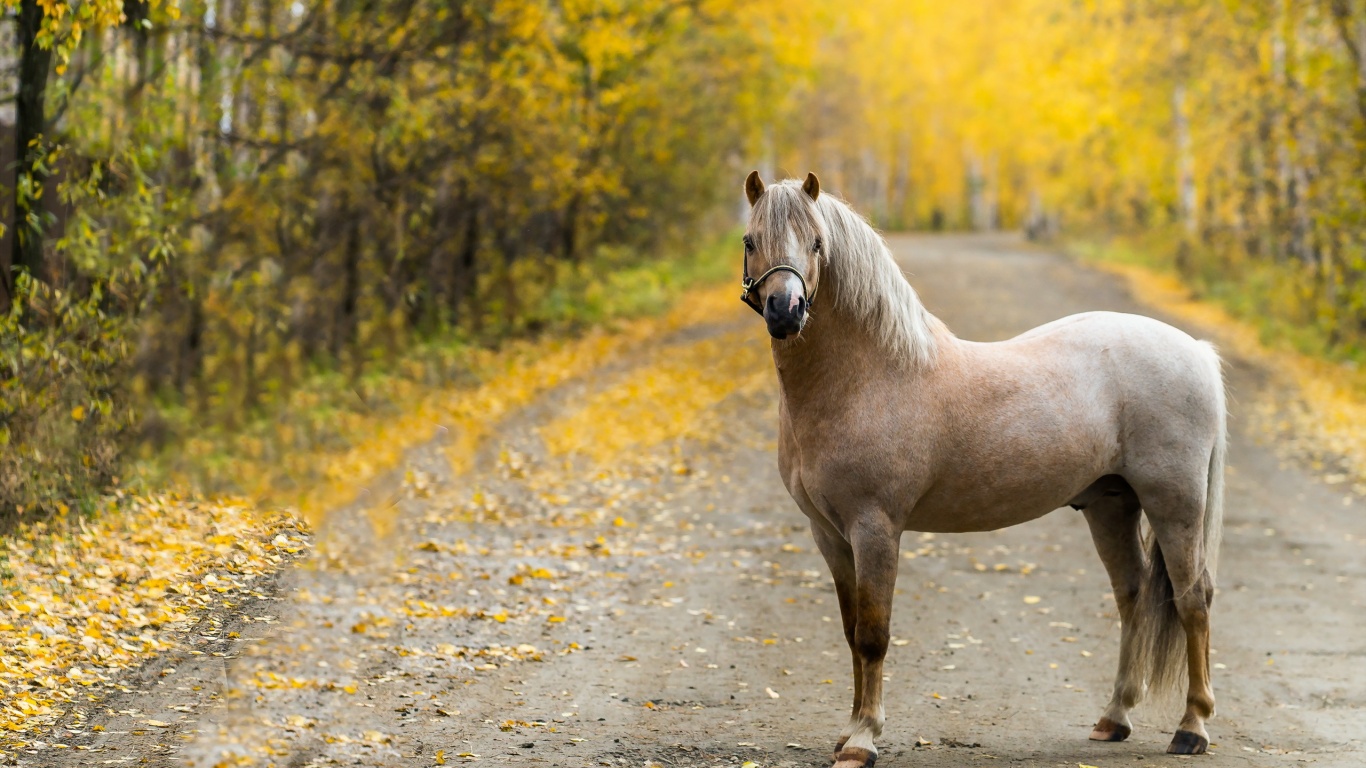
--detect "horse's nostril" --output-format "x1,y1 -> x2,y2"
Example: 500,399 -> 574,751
767,294 -> 780,312
797,296 -> 807,313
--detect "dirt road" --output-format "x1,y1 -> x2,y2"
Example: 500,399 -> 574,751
26,234 -> 1366,767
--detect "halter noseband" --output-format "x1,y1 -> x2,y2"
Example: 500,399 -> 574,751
740,250 -> 817,316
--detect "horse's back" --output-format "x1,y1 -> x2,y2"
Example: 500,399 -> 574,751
1012,311 -> 1217,391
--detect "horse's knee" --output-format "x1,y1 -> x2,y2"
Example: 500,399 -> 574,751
854,622 -> 889,662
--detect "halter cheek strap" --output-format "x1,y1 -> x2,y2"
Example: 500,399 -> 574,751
741,251 -> 817,316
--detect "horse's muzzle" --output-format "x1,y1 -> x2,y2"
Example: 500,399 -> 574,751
764,292 -> 806,339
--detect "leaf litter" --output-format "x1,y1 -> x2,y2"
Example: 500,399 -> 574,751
4,284 -> 756,764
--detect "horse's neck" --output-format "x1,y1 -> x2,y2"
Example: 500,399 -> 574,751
771,301 -> 900,410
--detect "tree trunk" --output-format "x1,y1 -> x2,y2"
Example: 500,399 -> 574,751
335,213 -> 362,368
12,0 -> 54,289
890,131 -> 911,228
1173,83 -> 1198,238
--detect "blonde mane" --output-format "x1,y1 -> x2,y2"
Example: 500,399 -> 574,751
754,181 -> 939,366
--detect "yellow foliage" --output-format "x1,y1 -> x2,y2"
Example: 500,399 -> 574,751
540,328 -> 770,466
0,494 -> 306,747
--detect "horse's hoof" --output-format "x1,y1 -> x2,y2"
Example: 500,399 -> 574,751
1088,717 -> 1132,742
832,737 -> 847,760
1167,730 -> 1209,755
833,746 -> 877,768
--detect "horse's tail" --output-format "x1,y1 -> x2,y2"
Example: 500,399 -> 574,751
1202,345 -> 1227,584
1131,342 -> 1226,704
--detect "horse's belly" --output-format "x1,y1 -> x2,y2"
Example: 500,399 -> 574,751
905,495 -> 1060,533
905,465 -> 1102,533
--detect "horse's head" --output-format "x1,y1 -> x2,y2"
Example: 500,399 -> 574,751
742,171 -> 824,340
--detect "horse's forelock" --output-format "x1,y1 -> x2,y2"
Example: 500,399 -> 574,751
749,181 -> 825,254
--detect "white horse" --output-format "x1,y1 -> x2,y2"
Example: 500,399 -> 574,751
741,172 -> 1226,768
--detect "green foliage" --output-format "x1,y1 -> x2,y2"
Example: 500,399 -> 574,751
0,273 -> 139,521
530,233 -> 738,331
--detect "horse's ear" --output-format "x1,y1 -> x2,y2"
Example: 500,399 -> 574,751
745,170 -> 766,207
802,172 -> 821,201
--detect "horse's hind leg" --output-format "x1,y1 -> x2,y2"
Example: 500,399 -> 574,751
1081,490 -> 1145,742
1146,496 -> 1216,754
809,521 -> 862,757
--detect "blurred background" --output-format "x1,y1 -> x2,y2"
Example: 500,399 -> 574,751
3,0 -> 1365,519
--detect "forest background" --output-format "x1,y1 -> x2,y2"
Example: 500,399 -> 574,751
4,0 -> 1366,520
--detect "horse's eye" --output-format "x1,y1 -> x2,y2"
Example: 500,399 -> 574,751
812,238 -> 822,253
743,237 -> 754,253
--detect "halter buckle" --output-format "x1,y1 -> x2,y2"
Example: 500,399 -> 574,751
740,276 -> 763,315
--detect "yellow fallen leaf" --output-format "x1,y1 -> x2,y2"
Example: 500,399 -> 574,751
1023,595 -> 1042,604
145,719 -> 171,728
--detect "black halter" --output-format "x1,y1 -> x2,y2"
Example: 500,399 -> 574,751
740,248 -> 817,316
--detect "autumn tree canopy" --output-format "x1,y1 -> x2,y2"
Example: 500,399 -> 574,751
5,0 -> 1366,515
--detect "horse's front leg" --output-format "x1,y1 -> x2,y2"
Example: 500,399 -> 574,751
809,521 -> 861,757
835,517 -> 900,768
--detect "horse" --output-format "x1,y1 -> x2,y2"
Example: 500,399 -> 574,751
740,171 -> 1226,768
